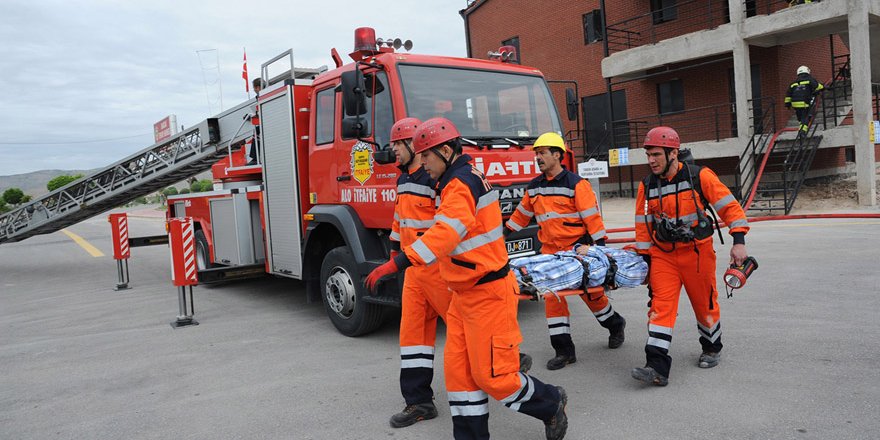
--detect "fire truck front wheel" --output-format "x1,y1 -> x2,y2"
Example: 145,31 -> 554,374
320,246 -> 385,337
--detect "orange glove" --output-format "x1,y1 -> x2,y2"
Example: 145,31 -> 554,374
390,249 -> 399,259
365,259 -> 399,292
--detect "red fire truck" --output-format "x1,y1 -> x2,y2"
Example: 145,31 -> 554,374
167,28 -> 578,336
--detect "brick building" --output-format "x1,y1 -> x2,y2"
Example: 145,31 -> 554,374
462,0 -> 879,210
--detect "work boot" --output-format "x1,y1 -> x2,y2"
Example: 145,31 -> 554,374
519,352 -> 533,374
608,316 -> 626,349
631,366 -> 668,387
546,354 -> 577,371
698,351 -> 721,369
544,386 -> 568,440
389,402 -> 438,428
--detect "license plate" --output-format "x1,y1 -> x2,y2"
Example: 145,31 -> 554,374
506,237 -> 533,256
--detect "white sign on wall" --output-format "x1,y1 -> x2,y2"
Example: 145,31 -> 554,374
577,159 -> 609,179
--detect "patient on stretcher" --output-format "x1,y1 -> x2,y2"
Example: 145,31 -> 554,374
510,245 -> 648,294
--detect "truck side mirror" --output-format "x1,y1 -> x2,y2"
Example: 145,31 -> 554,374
341,117 -> 369,138
565,88 -> 578,122
341,69 -> 367,116
373,149 -> 396,165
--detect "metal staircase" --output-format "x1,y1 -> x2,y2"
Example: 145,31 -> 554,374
737,61 -> 852,215
0,101 -> 256,244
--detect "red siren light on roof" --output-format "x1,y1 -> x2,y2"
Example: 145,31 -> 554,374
354,27 -> 377,52
488,45 -> 517,63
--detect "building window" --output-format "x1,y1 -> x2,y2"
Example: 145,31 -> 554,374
583,10 -> 603,44
651,0 -> 677,24
657,79 -> 684,114
315,87 -> 335,145
502,36 -> 520,64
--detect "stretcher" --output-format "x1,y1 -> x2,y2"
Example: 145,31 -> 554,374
514,265 -> 613,302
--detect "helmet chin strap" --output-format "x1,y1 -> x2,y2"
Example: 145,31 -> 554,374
660,149 -> 676,178
397,140 -> 415,171
430,145 -> 455,177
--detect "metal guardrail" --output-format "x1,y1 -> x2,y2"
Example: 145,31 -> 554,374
608,101 -> 737,147
744,0 -> 820,18
735,97 -> 777,202
606,0 -> 729,53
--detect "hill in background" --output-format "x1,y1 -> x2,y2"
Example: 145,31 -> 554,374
0,169 -> 99,198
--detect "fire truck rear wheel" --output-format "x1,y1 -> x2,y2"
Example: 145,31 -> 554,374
320,246 -> 385,337
194,230 -> 214,270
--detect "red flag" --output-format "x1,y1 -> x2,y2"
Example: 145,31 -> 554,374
242,49 -> 249,93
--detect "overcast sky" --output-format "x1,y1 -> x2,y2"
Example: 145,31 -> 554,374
0,0 -> 469,176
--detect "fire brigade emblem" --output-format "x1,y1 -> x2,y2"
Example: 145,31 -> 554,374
350,142 -> 374,185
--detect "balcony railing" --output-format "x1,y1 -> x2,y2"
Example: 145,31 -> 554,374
744,0 -> 822,18
608,102 -> 737,149
606,0 -> 730,53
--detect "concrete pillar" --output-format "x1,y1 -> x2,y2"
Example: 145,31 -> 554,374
847,0 -> 878,206
729,0 -> 754,142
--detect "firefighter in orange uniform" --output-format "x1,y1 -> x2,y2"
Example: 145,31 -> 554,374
506,132 -> 625,371
382,118 -> 453,428
366,118 -> 568,440
631,126 -> 750,386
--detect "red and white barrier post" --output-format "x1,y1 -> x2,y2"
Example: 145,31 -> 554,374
168,217 -> 199,328
108,213 -> 131,290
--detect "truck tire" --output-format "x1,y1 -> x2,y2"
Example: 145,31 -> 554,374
194,230 -> 214,270
320,246 -> 384,336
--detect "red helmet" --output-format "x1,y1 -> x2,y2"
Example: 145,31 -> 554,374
389,117 -> 422,142
412,117 -> 461,154
643,126 -> 680,150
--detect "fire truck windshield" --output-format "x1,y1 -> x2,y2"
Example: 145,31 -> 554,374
398,65 -> 562,141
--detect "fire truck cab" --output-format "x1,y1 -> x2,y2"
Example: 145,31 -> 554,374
168,28 -> 578,336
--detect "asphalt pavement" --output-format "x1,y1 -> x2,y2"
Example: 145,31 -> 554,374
1,202 -> 879,440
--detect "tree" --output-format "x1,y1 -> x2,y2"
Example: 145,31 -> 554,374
2,188 -> 24,205
20,194 -> 32,203
162,187 -> 179,196
178,188 -> 191,194
47,174 -> 84,191
190,179 -> 213,193
0,199 -> 7,213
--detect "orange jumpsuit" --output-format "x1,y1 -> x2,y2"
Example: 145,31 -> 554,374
507,168 -> 620,359
401,155 -> 562,440
634,163 -> 749,378
390,165 -> 451,406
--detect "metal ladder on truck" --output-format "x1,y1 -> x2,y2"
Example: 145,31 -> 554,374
0,103 -> 256,245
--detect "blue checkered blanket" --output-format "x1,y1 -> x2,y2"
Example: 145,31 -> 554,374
510,246 -> 648,291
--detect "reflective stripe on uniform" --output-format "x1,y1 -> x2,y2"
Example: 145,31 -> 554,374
578,207 -> 598,219
436,214 -> 468,239
527,186 -> 575,198
516,204 -> 534,217
450,226 -> 503,256
401,345 -> 435,369
476,190 -> 499,211
648,181 -> 692,198
399,218 -> 435,229
698,321 -> 722,343
547,316 -> 571,335
636,241 -> 652,250
411,239 -> 437,265
397,182 -> 436,198
506,219 -> 524,231
647,324 -> 673,350
448,390 -> 490,417
500,373 -> 536,412
713,194 -> 736,211
536,211 -> 581,223
728,219 -> 748,228
591,229 -> 607,241
593,303 -> 613,322
389,230 -> 400,241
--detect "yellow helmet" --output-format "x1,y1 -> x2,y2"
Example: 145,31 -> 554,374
532,132 -> 567,153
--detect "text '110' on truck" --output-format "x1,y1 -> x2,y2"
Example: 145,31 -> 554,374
167,27 -> 580,336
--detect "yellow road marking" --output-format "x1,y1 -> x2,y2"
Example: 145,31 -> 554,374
61,229 -> 105,257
